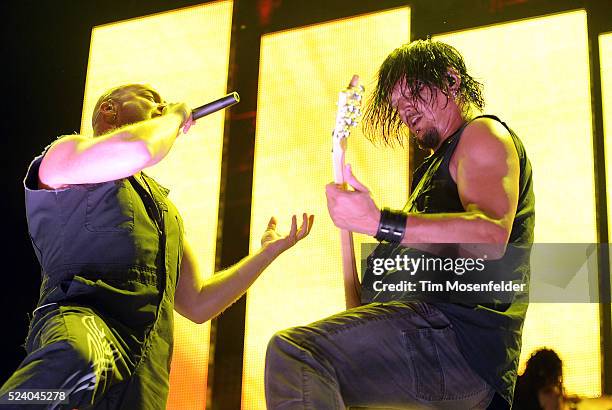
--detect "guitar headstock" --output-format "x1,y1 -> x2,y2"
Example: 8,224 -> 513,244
332,75 -> 365,142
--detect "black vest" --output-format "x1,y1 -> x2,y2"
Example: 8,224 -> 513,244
24,153 -> 184,409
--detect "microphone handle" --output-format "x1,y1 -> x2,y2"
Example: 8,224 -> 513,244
191,92 -> 240,120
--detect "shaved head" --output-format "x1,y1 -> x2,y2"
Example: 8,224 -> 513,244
92,84 -> 147,126
91,84 -> 160,136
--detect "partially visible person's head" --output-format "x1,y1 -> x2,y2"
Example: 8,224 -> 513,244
523,348 -> 563,391
363,39 -> 484,149
513,348 -> 564,410
92,84 -> 165,136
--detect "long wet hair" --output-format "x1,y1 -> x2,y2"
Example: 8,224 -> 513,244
363,39 -> 484,146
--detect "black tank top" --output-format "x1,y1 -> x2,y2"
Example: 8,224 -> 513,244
407,115 -> 534,245
362,115 -> 535,406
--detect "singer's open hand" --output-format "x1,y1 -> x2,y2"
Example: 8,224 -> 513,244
261,214 -> 314,258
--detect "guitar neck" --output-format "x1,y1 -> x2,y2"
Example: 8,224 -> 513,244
339,229 -> 360,309
332,143 -> 345,185
331,140 -> 361,309
331,75 -> 364,310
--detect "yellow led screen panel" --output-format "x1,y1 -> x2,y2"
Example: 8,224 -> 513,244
602,32 -> 612,257
436,10 -> 600,396
243,8 -> 410,409
601,32 -> 612,339
82,2 -> 233,408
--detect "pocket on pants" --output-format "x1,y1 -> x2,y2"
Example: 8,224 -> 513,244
403,326 -> 486,401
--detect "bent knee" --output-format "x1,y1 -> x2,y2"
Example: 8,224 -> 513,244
266,327 -> 312,360
267,330 -> 293,353
267,326 -> 311,349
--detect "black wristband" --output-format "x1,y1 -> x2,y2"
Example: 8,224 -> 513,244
375,208 -> 408,243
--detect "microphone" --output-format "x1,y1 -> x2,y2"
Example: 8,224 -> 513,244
191,92 -> 240,120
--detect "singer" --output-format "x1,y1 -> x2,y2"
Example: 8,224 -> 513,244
0,83 -> 314,409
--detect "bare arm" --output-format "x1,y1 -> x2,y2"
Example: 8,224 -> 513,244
326,118 -> 519,258
38,103 -> 189,189
401,117 -> 520,256
174,214 -> 314,324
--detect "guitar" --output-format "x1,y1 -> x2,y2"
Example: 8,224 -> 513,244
332,75 -> 365,309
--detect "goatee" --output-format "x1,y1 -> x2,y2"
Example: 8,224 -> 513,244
413,128 -> 440,151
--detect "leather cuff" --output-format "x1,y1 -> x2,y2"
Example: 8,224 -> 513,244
374,208 -> 407,243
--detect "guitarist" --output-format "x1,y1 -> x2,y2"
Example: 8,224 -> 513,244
265,39 -> 534,410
